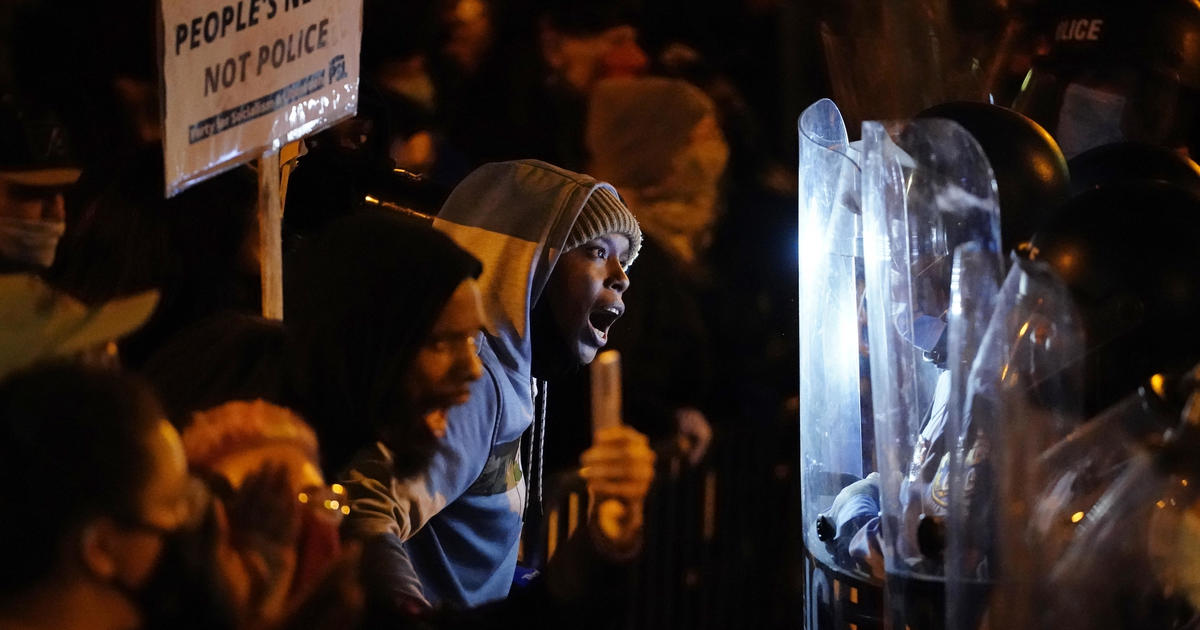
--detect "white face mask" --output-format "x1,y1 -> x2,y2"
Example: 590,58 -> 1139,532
0,216 -> 65,268
888,258 -> 950,357
1056,82 -> 1128,158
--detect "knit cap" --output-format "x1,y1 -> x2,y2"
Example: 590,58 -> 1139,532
562,185 -> 642,267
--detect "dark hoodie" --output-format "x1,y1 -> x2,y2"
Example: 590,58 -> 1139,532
284,208 -> 482,479
339,160 -> 627,607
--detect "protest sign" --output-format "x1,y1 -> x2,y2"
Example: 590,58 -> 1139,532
160,0 -> 362,197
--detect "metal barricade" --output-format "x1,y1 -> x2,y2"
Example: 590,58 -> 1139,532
535,410 -> 802,630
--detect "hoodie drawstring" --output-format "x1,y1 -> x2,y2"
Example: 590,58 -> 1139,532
523,378 -> 547,517
536,379 -> 547,515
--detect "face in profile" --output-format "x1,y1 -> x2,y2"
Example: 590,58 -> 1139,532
544,232 -> 631,365
405,278 -> 486,436
121,419 -> 194,584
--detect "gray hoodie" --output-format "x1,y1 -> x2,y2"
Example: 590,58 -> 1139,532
340,160 -> 624,606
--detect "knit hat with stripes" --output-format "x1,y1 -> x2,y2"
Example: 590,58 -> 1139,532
562,185 -> 642,268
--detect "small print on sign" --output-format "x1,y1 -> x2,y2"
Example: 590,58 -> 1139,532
160,0 -> 362,196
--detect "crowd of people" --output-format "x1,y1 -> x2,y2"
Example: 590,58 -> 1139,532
18,0 -> 1197,627
0,0 -> 801,629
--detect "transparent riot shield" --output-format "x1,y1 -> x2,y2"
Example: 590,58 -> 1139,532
943,257 -> 1086,630
859,117 -> 1002,630
941,245 -> 1003,630
1032,371 -> 1193,559
798,99 -> 882,630
1033,372 -> 1200,630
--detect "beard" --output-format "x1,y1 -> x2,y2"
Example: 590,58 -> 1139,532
378,410 -> 442,480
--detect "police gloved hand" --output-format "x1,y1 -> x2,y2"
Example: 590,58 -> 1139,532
580,426 -> 656,559
819,473 -> 881,567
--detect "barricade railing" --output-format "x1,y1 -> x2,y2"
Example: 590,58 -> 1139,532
534,413 -> 802,630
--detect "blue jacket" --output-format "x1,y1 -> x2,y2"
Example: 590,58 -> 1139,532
340,161 -> 625,607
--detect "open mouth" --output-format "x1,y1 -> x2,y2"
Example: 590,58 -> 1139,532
586,304 -> 623,346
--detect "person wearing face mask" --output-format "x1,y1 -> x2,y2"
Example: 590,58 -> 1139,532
46,152 -> 262,371
812,104 -> 1072,583
0,361 -> 237,630
0,96 -> 79,273
1011,0 -> 1200,159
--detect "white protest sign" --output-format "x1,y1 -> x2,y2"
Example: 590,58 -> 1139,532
160,0 -> 362,196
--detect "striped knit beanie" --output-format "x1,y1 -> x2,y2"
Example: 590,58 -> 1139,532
562,185 -> 642,268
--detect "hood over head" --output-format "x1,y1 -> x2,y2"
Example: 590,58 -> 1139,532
285,209 -> 482,474
433,159 -> 639,377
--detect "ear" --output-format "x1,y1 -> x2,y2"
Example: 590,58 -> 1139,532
78,519 -> 121,580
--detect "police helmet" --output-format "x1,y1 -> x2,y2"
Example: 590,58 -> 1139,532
1012,0 -> 1200,158
1028,181 -> 1200,415
918,101 -> 1071,253
1067,141 -> 1200,197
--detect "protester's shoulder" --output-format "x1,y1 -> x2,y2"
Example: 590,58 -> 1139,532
343,440 -> 398,484
443,347 -> 505,435
471,342 -> 505,408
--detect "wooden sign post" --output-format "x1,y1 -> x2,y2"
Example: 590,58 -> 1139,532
158,0 -> 363,319
257,150 -> 284,319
